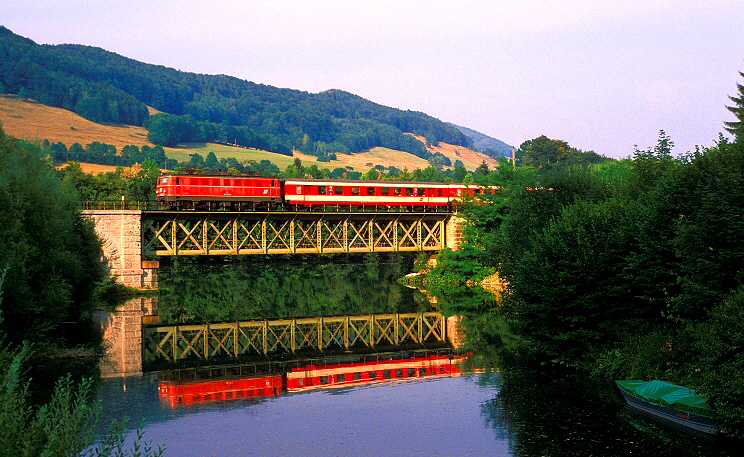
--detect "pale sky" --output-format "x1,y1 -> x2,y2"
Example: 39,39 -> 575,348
4,0 -> 744,157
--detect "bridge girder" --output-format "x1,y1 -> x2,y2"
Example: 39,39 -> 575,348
142,211 -> 448,256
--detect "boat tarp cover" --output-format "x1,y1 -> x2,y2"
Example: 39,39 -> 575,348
616,380 -> 715,418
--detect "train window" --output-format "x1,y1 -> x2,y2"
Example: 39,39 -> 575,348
296,379 -> 304,387
351,187 -> 360,195
337,374 -> 345,383
383,370 -> 392,379
175,178 -> 180,185
353,372 -> 362,380
408,368 -> 415,377
161,178 -> 168,184
394,188 -> 401,196
405,188 -> 413,197
320,376 -> 329,385
438,189 -> 443,197
381,188 -> 389,196
296,186 -> 302,194
396,369 -> 403,378
418,188 -> 425,196
369,371 -> 377,379
335,186 -> 343,195
366,187 -> 375,196
318,186 -> 327,195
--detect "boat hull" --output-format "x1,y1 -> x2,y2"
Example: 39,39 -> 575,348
618,390 -> 718,434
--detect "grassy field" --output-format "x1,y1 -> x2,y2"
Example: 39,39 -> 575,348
0,95 -> 153,149
1,95 -> 500,173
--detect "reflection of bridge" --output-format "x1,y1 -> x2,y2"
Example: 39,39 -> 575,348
83,209 -> 465,288
144,312 -> 448,366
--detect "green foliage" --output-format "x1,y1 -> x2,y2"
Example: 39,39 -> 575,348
0,343 -> 164,457
0,127 -> 105,345
518,135 -> 610,172
724,71 -> 744,137
694,285 -> 744,437
435,126 -> 744,436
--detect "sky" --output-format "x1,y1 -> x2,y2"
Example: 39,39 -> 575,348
4,0 -> 744,158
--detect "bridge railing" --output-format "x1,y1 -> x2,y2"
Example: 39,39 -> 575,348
82,201 -> 159,211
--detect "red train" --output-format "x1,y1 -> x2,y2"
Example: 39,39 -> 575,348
155,174 -> 495,211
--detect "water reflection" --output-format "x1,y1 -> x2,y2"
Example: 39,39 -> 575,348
157,253 -> 427,324
92,256 -> 739,456
157,351 -> 465,409
432,285 -> 739,457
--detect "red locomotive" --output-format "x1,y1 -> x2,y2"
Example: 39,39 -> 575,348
156,174 -> 494,211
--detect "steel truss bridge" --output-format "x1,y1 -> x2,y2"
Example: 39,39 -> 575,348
142,211 -> 449,256
144,312 -> 447,364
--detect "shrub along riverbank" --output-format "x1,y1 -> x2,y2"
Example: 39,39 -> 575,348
424,132 -> 744,438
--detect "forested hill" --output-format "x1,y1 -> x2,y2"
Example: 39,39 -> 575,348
0,26 -> 471,160
448,123 -> 514,159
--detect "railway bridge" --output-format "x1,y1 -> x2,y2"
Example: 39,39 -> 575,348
83,208 -> 466,289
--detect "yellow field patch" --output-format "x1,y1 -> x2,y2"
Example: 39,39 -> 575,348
0,95 -> 153,149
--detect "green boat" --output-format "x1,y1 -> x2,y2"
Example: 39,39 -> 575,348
615,380 -> 717,434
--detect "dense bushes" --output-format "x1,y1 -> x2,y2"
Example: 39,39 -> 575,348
425,131 -> 744,437
0,126 -> 105,346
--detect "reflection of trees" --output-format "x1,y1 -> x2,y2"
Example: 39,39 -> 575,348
435,286 -> 725,457
157,253 -> 421,324
482,371 -> 726,457
481,369 -> 722,457
434,284 -> 517,372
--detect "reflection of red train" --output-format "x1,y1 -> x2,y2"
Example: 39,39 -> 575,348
157,353 -> 465,408
286,354 -> 464,391
156,175 -> 495,211
158,375 -> 283,408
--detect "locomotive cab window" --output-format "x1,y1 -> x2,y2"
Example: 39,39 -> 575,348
161,178 -> 168,184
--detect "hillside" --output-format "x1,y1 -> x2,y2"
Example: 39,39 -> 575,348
448,123 -> 515,158
0,26 -> 478,161
0,95 -> 497,171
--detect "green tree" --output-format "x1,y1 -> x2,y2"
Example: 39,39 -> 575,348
695,285 -> 744,437
724,71 -> 744,137
205,151 -> 220,169
0,127 -> 105,345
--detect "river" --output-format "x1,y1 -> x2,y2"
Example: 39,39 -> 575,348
91,254 -> 738,457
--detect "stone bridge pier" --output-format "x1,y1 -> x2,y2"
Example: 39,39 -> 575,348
83,210 -> 158,289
